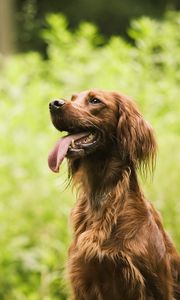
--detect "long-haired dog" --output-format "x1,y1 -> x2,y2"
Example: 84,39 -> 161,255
48,90 -> 180,300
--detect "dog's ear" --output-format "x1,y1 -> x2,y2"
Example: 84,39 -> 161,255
115,93 -> 157,172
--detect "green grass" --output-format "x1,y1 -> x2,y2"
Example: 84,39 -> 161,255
0,11 -> 179,299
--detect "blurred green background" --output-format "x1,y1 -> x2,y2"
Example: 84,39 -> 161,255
0,1 -> 180,299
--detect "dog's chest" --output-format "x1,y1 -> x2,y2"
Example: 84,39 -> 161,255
68,249 -> 146,299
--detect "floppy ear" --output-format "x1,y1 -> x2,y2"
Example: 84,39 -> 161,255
116,94 -> 157,172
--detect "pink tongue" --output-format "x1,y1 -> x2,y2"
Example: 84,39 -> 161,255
48,133 -> 88,173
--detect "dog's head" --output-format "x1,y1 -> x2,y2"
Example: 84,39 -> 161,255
48,90 -> 156,173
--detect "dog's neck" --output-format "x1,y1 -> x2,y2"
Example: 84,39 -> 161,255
69,150 -> 142,210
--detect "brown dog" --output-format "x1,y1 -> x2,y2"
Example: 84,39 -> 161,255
48,90 -> 180,300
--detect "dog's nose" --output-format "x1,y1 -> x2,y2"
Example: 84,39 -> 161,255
49,99 -> 65,111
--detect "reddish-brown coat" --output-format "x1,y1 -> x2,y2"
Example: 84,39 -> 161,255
51,90 -> 180,299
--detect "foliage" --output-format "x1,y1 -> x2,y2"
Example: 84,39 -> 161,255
16,0 -> 179,52
0,12 -> 180,299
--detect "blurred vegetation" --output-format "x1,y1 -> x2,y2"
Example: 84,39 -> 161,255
0,11 -> 180,299
15,0 -> 180,53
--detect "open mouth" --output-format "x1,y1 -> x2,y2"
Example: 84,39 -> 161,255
69,132 -> 97,150
48,130 -> 99,173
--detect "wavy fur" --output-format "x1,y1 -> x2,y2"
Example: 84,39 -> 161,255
50,90 -> 180,299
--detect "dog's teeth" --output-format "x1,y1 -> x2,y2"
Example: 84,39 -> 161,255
71,139 -> 75,148
87,133 -> 94,141
85,133 -> 94,143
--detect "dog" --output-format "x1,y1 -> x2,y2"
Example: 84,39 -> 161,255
48,90 -> 180,299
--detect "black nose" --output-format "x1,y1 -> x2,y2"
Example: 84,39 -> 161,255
49,99 -> 65,111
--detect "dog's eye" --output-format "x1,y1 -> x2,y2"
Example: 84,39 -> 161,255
89,98 -> 102,105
